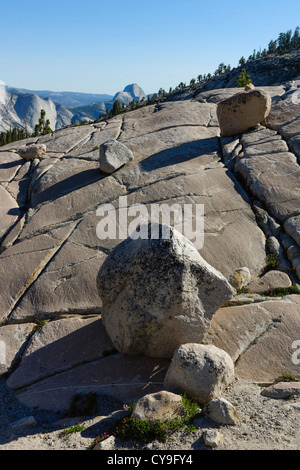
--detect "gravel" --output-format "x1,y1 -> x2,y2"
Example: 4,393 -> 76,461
0,376 -> 300,450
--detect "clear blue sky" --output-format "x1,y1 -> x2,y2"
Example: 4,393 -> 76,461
1,0 -> 299,96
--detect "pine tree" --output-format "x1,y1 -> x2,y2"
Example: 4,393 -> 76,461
0,126 -> 28,147
235,69 -> 252,87
268,39 -> 277,54
129,99 -> 136,111
261,48 -> 268,58
110,100 -> 121,117
34,109 -> 53,136
43,119 -> 52,135
291,26 -> 300,49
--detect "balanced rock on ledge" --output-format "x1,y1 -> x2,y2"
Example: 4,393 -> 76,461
97,224 -> 234,358
18,143 -> 47,160
217,89 -> 271,137
99,139 -> 134,174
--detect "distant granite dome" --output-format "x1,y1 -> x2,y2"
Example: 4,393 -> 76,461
113,83 -> 146,105
0,89 -> 72,133
0,83 -> 147,132
123,84 -> 146,100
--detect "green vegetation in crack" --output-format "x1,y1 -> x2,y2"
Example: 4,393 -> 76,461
110,394 -> 201,443
61,424 -> 85,435
263,286 -> 300,297
275,373 -> 298,383
264,253 -> 280,272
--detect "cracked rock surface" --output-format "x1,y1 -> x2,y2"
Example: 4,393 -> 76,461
0,87 -> 300,433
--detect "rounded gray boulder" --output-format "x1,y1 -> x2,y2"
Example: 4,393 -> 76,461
163,343 -> 235,403
97,224 -> 235,358
99,139 -> 134,174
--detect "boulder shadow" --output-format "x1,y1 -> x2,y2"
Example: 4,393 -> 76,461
31,168 -> 105,207
139,138 -> 221,173
1,318 -> 169,445
0,159 -> 22,170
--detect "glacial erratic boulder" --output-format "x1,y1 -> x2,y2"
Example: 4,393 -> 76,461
217,89 -> 271,137
163,343 -> 235,403
99,139 -> 134,174
97,224 -> 235,358
18,143 -> 47,160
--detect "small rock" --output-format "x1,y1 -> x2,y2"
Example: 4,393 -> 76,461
203,429 -> 224,448
163,343 -> 235,403
261,382 -> 300,399
93,435 -> 116,450
226,296 -> 254,306
131,391 -> 185,425
18,144 -> 46,160
228,267 -> 251,290
99,139 -> 134,174
204,398 -> 242,426
245,83 -> 255,91
248,271 -> 292,294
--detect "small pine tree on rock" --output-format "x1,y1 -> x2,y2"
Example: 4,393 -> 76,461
34,109 -> 53,136
235,69 -> 252,87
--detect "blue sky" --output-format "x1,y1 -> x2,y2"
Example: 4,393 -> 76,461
1,0 -> 299,96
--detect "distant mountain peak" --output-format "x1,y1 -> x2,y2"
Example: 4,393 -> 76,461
123,83 -> 145,96
0,83 -> 147,133
113,83 -> 146,106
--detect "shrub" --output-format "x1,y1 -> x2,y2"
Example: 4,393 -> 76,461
275,373 -> 298,383
236,287 -> 251,295
33,319 -> 48,331
263,286 -> 300,297
61,424 -> 85,435
91,432 -> 111,447
265,253 -> 280,271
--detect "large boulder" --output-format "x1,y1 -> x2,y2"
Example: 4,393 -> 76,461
163,343 -> 235,403
217,89 -> 271,137
97,224 -> 235,358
